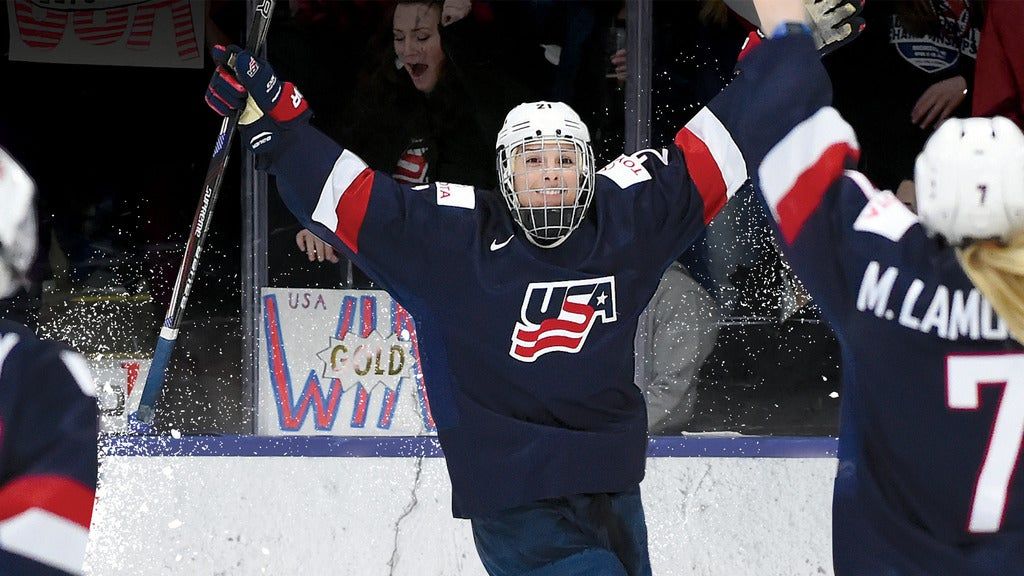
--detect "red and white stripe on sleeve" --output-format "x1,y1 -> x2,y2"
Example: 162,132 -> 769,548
311,150 -> 376,254
675,107 -> 749,224
0,475 -> 94,574
758,107 -> 860,244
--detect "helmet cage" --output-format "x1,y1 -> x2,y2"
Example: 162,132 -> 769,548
497,135 -> 595,248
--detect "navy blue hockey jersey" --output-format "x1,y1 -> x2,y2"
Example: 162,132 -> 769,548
257,34 -> 828,517
0,320 -> 98,575
751,86 -> 1024,572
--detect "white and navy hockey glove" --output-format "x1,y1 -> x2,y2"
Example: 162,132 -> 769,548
204,44 -> 311,156
724,0 -> 864,55
804,0 -> 864,56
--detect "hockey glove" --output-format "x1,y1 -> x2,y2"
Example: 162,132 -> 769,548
722,0 -> 864,56
204,44 -> 311,153
805,0 -> 864,56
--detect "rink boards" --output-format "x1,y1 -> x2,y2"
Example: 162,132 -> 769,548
87,436 -> 838,575
87,288 -> 838,573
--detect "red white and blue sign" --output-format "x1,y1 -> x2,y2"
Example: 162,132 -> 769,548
259,288 -> 436,435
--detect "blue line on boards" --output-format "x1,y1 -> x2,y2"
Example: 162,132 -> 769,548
103,435 -> 838,458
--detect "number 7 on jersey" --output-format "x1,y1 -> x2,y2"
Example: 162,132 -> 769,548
947,353 -> 1024,533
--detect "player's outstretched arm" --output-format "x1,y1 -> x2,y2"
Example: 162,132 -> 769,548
609,6 -> 834,267
205,45 -> 335,239
670,4 -> 863,322
734,2 -> 867,324
204,46 -> 469,300
668,14 -> 832,233
681,13 -> 839,192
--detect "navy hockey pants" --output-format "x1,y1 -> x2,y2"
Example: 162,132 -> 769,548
470,485 -> 652,576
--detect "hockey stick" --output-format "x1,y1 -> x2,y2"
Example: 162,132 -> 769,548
130,0 -> 276,431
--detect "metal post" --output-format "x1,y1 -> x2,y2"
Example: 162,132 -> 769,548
626,0 -> 654,405
625,0 -> 653,152
241,0 -> 270,434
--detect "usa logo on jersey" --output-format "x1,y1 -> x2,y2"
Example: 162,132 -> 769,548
510,276 -> 617,362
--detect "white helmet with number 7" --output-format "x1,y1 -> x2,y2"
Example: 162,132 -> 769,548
914,116 -> 1024,246
0,147 -> 37,299
495,101 -> 595,248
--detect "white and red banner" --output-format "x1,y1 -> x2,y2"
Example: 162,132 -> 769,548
8,0 -> 204,68
259,288 -> 436,435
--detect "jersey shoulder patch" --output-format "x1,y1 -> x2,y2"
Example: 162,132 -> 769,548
435,182 -> 475,209
598,153 -> 656,189
848,171 -> 918,242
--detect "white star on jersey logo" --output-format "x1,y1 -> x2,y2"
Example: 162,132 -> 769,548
596,292 -> 608,306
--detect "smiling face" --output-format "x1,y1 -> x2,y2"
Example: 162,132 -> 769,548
393,3 -> 445,94
511,141 -> 582,208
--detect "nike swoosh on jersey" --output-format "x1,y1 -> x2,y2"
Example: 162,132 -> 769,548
490,235 -> 514,251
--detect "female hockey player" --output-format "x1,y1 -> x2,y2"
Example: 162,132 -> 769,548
205,0 -> 815,572
0,147 -> 98,575
747,89 -> 1024,572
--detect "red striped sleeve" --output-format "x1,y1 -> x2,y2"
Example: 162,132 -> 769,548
774,143 -> 860,243
334,169 -> 375,253
0,475 -> 94,529
675,128 -> 727,224
311,151 -> 376,254
759,107 -> 861,244
675,107 -> 748,224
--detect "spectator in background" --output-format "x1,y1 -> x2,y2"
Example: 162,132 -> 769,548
972,0 -> 1024,128
345,0 -> 530,188
637,261 -> 719,435
827,0 -> 981,197
294,0 -> 532,276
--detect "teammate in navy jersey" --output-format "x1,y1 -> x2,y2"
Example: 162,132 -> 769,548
746,72 -> 1024,573
206,1 -> 812,572
0,147 -> 98,575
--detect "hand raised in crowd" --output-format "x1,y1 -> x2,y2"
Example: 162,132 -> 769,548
610,48 -> 627,84
441,0 -> 470,27
911,75 -> 968,130
296,229 -> 339,263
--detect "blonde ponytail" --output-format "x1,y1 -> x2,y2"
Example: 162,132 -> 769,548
958,231 -> 1024,346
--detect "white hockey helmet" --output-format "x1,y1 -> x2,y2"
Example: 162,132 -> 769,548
495,101 -> 595,248
0,147 -> 37,299
915,116 -> 1024,246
